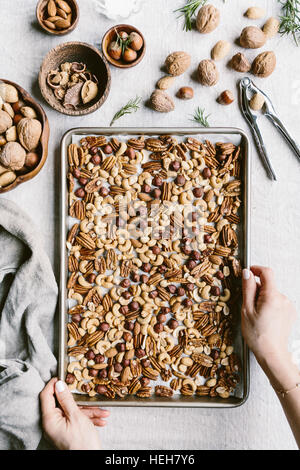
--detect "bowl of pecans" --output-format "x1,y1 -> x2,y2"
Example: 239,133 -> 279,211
36,0 -> 79,35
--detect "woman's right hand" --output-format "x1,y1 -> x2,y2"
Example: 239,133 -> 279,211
241,266 -> 297,364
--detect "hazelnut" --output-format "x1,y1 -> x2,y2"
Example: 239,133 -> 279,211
75,188 -> 85,198
99,186 -> 109,197
140,377 -> 150,387
135,348 -> 145,358
123,48 -> 137,63
108,41 -> 122,61
149,290 -> 158,299
202,167 -> 211,179
91,154 -> 101,165
170,160 -> 180,171
153,175 -> 163,187
125,147 -> 135,159
65,373 -> 75,384
141,359 -> 151,368
217,90 -> 234,105
85,349 -> 95,360
211,286 -> 221,296
103,144 -> 113,154
114,363 -> 123,373
152,188 -> 161,199
129,31 -> 143,51
177,287 -> 185,296
193,187 -> 204,198
176,86 -> 194,100
175,174 -> 186,186
89,369 -> 98,377
95,354 -> 105,364
154,323 -> 164,333
99,322 -> 109,332
96,385 -> 107,395
129,301 -> 139,311
168,319 -> 179,330
25,152 -> 39,170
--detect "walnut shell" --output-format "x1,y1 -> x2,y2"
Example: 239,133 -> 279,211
0,110 -> 13,134
0,141 -> 26,171
17,118 -> 42,151
196,4 -> 220,34
0,83 -> 19,103
165,51 -> 191,76
198,60 -> 219,86
230,53 -> 251,72
252,51 -> 276,78
150,90 -> 175,113
240,26 -> 266,49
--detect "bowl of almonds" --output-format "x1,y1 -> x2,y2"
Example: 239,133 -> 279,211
36,0 -> 79,35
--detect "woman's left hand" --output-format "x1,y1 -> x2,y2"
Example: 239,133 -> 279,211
40,377 -> 110,450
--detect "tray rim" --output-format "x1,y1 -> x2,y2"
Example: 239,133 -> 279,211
59,126 -> 251,408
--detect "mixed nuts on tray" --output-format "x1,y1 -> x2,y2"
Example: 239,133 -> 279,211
65,134 -> 243,399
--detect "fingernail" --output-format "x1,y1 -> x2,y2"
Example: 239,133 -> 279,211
55,380 -> 66,393
243,268 -> 250,280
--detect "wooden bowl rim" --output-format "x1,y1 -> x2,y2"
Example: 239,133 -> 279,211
102,24 -> 146,69
0,79 -> 49,194
38,41 -> 111,116
36,0 -> 80,36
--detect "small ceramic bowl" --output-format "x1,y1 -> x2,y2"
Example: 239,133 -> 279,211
36,0 -> 79,36
38,41 -> 111,116
102,24 -> 146,68
0,79 -> 49,194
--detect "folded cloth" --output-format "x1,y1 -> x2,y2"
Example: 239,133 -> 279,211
0,199 -> 58,450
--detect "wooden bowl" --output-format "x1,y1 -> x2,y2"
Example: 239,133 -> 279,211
38,42 -> 111,116
36,0 -> 79,36
102,24 -> 146,68
0,79 -> 49,194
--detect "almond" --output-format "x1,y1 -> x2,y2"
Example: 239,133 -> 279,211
56,0 -> 71,13
47,0 -> 57,17
54,18 -> 71,29
245,6 -> 266,19
156,76 -> 175,90
263,17 -> 280,38
211,40 -> 231,61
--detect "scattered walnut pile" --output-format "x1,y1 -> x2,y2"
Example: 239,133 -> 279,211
0,83 -> 42,188
65,134 -> 243,400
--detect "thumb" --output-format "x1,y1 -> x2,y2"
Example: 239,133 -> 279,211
242,268 -> 257,315
55,380 -> 79,418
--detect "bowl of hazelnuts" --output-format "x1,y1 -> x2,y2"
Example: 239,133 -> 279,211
102,24 -> 146,69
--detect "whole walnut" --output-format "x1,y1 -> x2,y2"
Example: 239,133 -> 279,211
17,118 -> 42,151
0,141 -> 26,171
0,110 -> 13,134
150,90 -> 175,113
196,4 -> 220,33
165,51 -> 191,76
240,26 -> 266,48
198,59 -> 219,86
252,51 -> 276,78
230,53 -> 251,73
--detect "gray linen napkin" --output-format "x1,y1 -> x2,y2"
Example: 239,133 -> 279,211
0,198 -> 58,450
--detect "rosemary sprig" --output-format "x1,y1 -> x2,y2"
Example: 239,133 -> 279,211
174,0 -> 207,31
278,0 -> 300,45
191,107 -> 210,127
110,96 -> 142,127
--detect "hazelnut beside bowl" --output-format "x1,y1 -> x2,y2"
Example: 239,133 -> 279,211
102,24 -> 146,69
0,79 -> 49,194
36,0 -> 79,36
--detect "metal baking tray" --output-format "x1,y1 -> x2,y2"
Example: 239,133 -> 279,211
59,127 -> 251,408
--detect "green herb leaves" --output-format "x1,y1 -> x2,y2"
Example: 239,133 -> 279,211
110,97 -> 142,126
